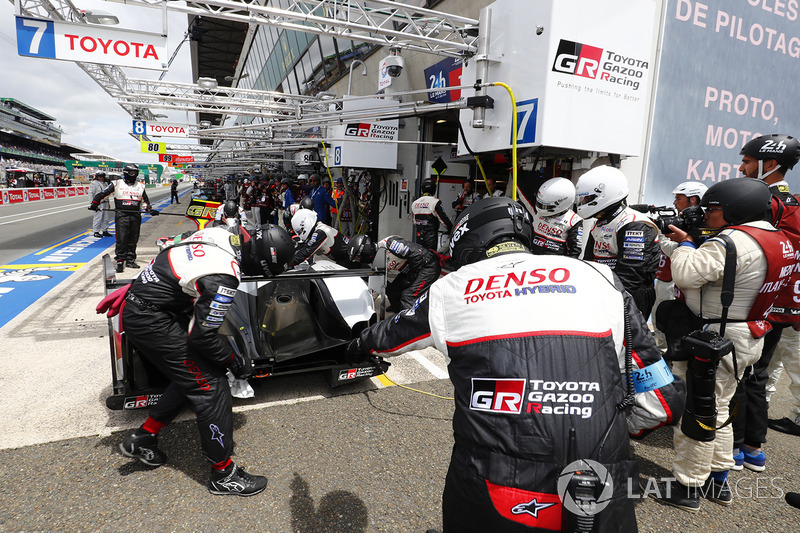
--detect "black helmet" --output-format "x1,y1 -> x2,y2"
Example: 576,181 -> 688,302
95,170 -> 106,179
700,178 -> 772,225
222,200 -> 238,219
247,224 -> 294,276
449,197 -> 533,266
300,196 -> 315,211
281,177 -> 291,185
347,234 -> 376,263
421,179 -> 436,195
740,134 -> 800,173
123,164 -> 139,185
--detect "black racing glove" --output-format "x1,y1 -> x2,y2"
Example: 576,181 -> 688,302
88,203 -> 99,211
345,338 -> 369,365
228,352 -> 253,379
149,209 -> 160,216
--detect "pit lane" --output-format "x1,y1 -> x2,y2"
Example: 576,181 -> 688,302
0,199 -> 798,532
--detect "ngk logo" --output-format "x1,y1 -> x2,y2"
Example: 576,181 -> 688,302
470,378 -> 525,414
552,39 -> 602,79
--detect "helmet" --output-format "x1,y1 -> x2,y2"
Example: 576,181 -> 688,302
122,164 -> 139,185
222,200 -> 238,219
291,208 -> 318,241
347,234 -> 376,263
740,134 -> 800,179
281,177 -> 291,185
574,166 -> 629,218
300,196 -> 315,210
248,224 -> 294,276
535,177 -> 575,216
700,178 -> 771,225
297,173 -> 309,182
672,181 -> 708,199
421,179 -> 436,194
95,170 -> 106,179
448,197 -> 533,267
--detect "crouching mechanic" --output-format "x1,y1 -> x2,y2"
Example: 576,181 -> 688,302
113,223 -> 294,496
348,197 -> 685,532
348,234 -> 441,313
290,208 -> 350,267
530,177 -> 583,257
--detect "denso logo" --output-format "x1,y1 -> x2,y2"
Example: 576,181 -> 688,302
552,39 -> 602,78
470,378 -> 525,414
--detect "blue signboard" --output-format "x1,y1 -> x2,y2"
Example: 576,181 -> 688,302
424,57 -> 463,103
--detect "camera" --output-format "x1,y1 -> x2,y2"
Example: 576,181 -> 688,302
384,54 -> 404,78
680,329 -> 733,442
630,204 -> 705,234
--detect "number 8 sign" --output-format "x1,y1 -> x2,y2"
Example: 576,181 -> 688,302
132,121 -> 146,135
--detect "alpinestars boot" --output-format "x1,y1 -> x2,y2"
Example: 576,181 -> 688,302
125,260 -> 140,269
208,463 -> 267,496
116,261 -> 124,273
119,430 -> 167,467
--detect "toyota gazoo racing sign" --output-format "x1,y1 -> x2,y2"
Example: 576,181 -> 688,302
15,16 -> 167,70
344,123 -> 399,141
133,120 -> 190,138
551,39 -> 648,92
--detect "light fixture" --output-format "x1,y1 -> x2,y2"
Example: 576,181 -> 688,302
200,120 -> 212,128
153,113 -> 168,119
436,119 -> 448,124
224,72 -> 250,82
197,77 -> 218,90
79,9 -> 119,25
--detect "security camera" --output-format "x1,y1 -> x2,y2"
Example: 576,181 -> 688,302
384,54 -> 405,78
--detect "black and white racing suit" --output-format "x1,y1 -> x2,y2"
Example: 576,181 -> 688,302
121,227 -> 242,465
357,252 -> 684,532
92,179 -> 151,263
530,208 -> 583,257
378,236 -> 440,311
291,221 -> 350,267
583,205 -> 661,318
411,195 -> 453,251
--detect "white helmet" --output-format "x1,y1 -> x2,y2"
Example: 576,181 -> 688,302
535,177 -> 575,216
291,208 -> 317,241
574,166 -> 629,218
671,181 -> 708,200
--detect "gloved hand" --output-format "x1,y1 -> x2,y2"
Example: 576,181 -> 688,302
88,203 -> 99,211
149,209 -> 160,216
228,352 -> 253,380
345,337 -> 369,365
96,284 -> 131,318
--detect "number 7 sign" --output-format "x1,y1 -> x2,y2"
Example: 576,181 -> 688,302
16,17 -> 56,58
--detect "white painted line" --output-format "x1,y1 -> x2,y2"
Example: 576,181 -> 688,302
409,350 -> 449,379
232,394 -> 327,413
0,204 -> 90,226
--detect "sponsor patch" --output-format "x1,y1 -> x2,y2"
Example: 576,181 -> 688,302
209,301 -> 231,310
623,242 -> 645,249
214,294 -> 234,303
625,230 -> 644,237
218,286 -> 236,297
470,378 -> 525,414
623,253 -> 644,260
624,236 -> 645,243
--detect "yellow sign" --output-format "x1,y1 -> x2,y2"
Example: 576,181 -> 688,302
140,140 -> 166,154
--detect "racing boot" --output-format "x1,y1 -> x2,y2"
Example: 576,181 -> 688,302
102,231 -> 113,237
125,260 -> 140,269
116,261 -> 124,273
119,430 -> 167,467
208,463 -> 267,497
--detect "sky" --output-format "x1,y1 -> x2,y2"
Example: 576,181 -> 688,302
0,0 -> 196,164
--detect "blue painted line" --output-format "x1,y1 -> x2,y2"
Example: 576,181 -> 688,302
0,198 -> 177,329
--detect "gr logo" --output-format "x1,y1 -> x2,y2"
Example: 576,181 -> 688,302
470,378 -> 525,414
552,39 -> 603,79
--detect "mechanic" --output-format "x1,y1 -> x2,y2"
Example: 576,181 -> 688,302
348,234 -> 441,313
576,165 -> 661,319
348,197 -> 684,532
484,175 -> 505,197
411,178 -> 453,252
648,178 -> 794,512
308,175 -> 336,225
733,134 -> 800,461
331,177 -> 354,237
88,170 -> 113,238
652,181 -> 708,352
89,163 -> 158,273
290,208 -> 350,267
170,178 -> 180,204
113,223 -> 295,496
451,180 -> 481,217
530,176 -> 583,257
212,200 -> 248,229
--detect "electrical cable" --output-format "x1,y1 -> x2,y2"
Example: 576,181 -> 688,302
378,370 -> 454,401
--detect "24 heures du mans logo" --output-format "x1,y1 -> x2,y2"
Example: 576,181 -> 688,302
551,39 -> 648,91
470,378 -> 525,414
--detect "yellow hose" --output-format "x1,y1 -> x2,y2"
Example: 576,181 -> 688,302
489,82 -> 518,201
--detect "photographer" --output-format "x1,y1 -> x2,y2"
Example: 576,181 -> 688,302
649,178 -> 795,512
651,182 -> 708,351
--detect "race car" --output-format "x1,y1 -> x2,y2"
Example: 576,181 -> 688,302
102,253 -> 389,410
